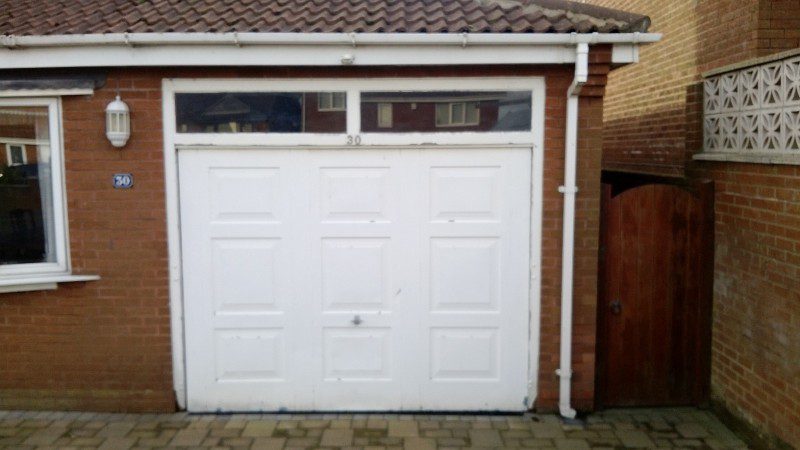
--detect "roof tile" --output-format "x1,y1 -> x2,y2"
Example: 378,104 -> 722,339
0,0 -> 650,36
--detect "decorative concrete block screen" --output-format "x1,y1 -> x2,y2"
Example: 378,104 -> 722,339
704,54 -> 800,153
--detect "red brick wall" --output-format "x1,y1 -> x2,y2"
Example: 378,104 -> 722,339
696,162 -> 800,448
587,0 -> 760,176
0,61 -> 610,413
757,0 -> 800,54
586,0 -> 800,447
0,72 -> 175,412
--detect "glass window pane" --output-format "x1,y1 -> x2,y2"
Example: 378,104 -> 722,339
435,103 -> 449,127
0,106 -> 56,265
176,92 -> 347,133
465,102 -> 480,125
332,92 -> 346,110
361,91 -> 532,133
8,145 -> 25,165
318,92 -> 332,110
377,103 -> 393,128
451,103 -> 465,125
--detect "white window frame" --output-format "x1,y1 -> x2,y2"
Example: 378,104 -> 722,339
5,143 -> 27,166
0,98 -> 70,279
377,102 -> 393,128
166,77 -> 540,147
317,91 -> 346,112
162,76 -> 545,411
435,101 -> 480,127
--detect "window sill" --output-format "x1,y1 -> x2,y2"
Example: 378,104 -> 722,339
0,274 -> 100,294
693,151 -> 800,165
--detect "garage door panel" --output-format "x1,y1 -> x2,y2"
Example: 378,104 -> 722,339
321,237 -> 392,312
181,147 -> 531,412
209,167 -> 283,224
323,327 -> 393,380
429,166 -> 502,223
211,238 -> 285,313
214,329 -> 286,382
430,327 -> 500,381
320,166 -> 393,223
429,237 -> 500,312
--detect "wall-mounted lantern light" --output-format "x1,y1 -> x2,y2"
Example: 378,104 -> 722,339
105,95 -> 130,148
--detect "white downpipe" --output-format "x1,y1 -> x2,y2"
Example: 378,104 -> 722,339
557,42 -> 589,419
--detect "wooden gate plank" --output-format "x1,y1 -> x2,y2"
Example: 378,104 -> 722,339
597,178 -> 714,408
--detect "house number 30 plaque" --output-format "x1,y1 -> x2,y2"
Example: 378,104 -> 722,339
112,173 -> 134,189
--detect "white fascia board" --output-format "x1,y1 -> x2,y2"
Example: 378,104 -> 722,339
0,88 -> 94,97
611,43 -> 639,64
0,44 -> 576,68
0,32 -> 661,69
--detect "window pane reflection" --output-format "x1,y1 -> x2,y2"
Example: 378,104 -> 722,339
176,92 -> 347,133
0,106 -> 55,265
361,91 -> 532,133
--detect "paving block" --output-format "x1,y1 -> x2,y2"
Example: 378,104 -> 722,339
616,430 -> 656,448
531,423 -> 566,438
169,427 -> 209,446
404,436 -> 437,450
251,437 -> 287,450
555,438 -> 591,449
388,420 -> 419,437
330,419 -> 352,429
242,421 -> 278,437
321,428 -> 354,446
470,429 -> 504,447
98,436 -> 135,450
676,422 -> 711,438
300,419 -> 329,429
96,421 -> 136,438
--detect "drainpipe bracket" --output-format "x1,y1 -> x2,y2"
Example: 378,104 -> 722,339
558,185 -> 579,194
555,368 -> 573,379
1,35 -> 17,49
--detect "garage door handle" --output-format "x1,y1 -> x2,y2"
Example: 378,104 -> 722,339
351,315 -> 363,326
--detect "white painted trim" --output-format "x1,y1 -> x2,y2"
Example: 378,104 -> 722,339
162,79 -> 187,409
611,43 -> 639,64
0,274 -> 100,293
0,89 -> 94,97
0,45 -> 573,69
0,97 -> 71,279
0,138 -> 47,146
527,78 -> 546,410
0,32 -> 660,69
693,151 -> 800,165
163,76 -> 545,411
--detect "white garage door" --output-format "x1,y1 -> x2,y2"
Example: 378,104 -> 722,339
179,147 -> 532,412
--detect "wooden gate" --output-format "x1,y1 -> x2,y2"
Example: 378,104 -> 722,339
596,174 -> 714,407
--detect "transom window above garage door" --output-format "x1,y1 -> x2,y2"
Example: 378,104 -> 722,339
167,78 -> 543,147
360,91 -> 531,133
176,92 -> 348,133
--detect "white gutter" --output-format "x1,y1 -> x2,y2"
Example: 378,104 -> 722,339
0,32 -> 659,69
556,42 -> 589,420
0,32 -> 661,48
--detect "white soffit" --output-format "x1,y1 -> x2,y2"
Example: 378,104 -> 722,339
0,32 -> 660,69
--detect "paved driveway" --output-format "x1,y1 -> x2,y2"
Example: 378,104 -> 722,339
0,407 -> 748,449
